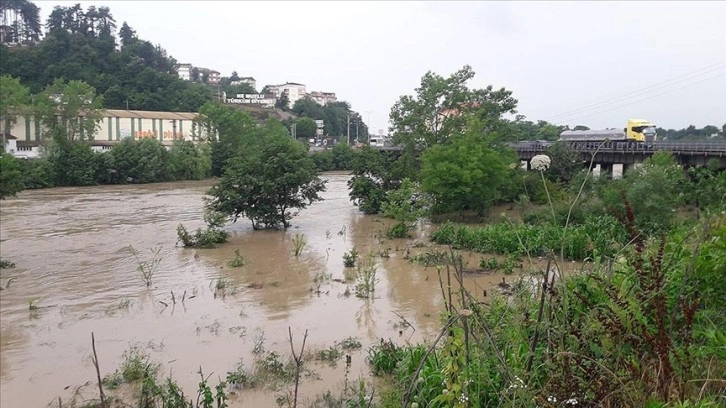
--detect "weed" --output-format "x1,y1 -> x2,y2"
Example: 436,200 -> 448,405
226,360 -> 256,390
367,339 -> 406,376
292,233 -> 307,257
355,253 -> 379,299
315,347 -> 342,364
378,248 -> 391,258
0,259 -> 15,269
313,271 -> 332,284
28,298 -> 39,311
118,344 -> 158,383
343,248 -> 359,268
127,245 -> 163,288
411,250 -> 451,267
338,337 -> 363,351
480,257 -> 500,270
252,331 -> 265,355
227,249 -> 247,267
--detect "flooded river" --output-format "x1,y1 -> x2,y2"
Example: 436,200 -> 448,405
0,172 -> 514,407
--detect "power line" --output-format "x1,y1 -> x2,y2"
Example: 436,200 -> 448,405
555,71 -> 726,124
546,59 -> 726,123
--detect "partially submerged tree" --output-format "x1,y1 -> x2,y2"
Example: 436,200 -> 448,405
207,120 -> 326,230
0,152 -> 24,199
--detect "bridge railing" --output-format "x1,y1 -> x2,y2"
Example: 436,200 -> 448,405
514,141 -> 726,153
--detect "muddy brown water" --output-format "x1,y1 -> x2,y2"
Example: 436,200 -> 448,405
0,172 -> 541,407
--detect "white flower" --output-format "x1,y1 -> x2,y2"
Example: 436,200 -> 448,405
564,398 -> 579,405
547,396 -> 557,403
531,154 -> 551,171
411,403 -> 419,408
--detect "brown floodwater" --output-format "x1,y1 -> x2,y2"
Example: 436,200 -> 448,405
0,172 -> 543,408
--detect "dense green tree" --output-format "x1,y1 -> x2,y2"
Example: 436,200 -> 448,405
601,151 -> 686,234
44,128 -> 98,186
545,141 -> 583,184
0,152 -> 24,198
0,75 -> 32,140
380,178 -> 430,238
194,102 -> 257,176
1,3 -> 213,112
389,64 -> 518,150
275,92 -> 289,110
35,78 -> 104,141
101,137 -> 171,184
0,0 -> 42,44
168,139 -> 211,180
421,118 -> 519,215
207,120 -> 326,229
118,21 -> 136,47
295,117 -> 316,140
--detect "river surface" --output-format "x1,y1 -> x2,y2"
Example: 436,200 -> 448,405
0,172 -> 517,407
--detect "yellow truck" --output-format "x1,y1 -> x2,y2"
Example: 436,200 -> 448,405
560,119 -> 658,143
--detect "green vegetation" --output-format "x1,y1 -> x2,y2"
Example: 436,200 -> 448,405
343,248 -> 359,268
227,249 -> 247,268
0,152 -> 24,199
0,4 -> 213,112
205,118 -> 326,230
291,233 -> 308,257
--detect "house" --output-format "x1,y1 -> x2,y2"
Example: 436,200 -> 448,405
207,70 -> 221,85
231,77 -> 257,90
177,63 -> 193,81
309,91 -> 337,106
264,82 -> 307,107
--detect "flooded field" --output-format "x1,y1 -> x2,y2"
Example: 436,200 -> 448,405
1,172 -> 521,407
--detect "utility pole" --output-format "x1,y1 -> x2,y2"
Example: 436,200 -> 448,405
355,121 -> 359,145
346,114 -> 351,146
291,123 -> 296,139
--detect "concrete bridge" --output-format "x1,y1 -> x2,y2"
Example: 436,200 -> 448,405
515,140 -> 726,178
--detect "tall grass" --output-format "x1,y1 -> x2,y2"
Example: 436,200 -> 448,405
431,215 -> 627,261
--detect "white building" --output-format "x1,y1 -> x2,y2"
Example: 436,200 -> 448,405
309,91 -> 337,106
231,77 -> 256,90
3,109 -> 215,159
265,82 -> 307,107
177,63 -> 192,81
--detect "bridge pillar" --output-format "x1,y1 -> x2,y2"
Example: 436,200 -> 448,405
521,160 -> 530,171
613,163 -> 624,180
600,163 -> 613,179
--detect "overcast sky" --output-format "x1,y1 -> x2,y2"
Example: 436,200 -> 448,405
39,1 -> 726,132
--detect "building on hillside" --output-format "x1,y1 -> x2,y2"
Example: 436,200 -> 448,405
231,77 -> 257,90
177,63 -> 193,81
264,82 -> 307,107
309,91 -> 337,106
4,109 -> 215,159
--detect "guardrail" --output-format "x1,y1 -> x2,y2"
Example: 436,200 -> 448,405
513,141 -> 726,154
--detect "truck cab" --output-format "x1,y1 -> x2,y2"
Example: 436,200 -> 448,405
625,119 -> 658,142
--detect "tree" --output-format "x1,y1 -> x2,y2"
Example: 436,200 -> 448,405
207,120 -> 326,230
118,21 -> 136,47
0,152 -> 24,199
380,178 -> 430,238
275,92 -> 289,110
295,117 -> 316,140
421,118 -> 519,216
573,125 -> 590,131
194,102 -> 257,176
0,75 -> 31,140
545,141 -> 582,184
389,65 -> 518,150
0,0 -> 42,44
601,151 -> 686,234
230,71 -> 240,82
36,79 -> 103,141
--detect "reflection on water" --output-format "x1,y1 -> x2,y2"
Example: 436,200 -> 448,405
0,172 -> 510,407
